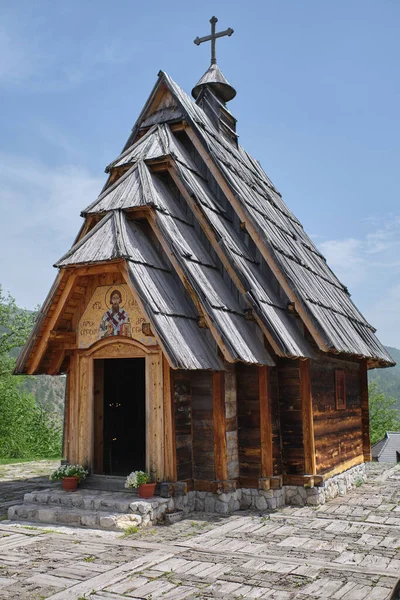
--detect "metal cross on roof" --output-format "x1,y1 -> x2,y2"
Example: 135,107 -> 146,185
194,16 -> 234,66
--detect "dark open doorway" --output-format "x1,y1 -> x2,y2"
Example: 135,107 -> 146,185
93,357 -> 146,476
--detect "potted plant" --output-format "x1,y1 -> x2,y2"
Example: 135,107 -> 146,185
50,464 -> 88,492
125,470 -> 156,498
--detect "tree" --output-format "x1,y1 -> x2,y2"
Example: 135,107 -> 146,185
369,382 -> 400,446
0,286 -> 62,459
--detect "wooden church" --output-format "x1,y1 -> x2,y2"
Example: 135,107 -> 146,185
16,18 -> 394,500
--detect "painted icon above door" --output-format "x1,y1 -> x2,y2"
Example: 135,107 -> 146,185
78,284 -> 157,349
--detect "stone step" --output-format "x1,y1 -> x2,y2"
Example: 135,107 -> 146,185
23,488 -> 141,513
8,489 -> 177,531
7,503 -> 143,531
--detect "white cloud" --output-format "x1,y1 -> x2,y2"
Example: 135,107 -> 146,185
0,154 -> 104,309
319,214 -> 400,348
0,25 -> 42,85
0,19 -> 136,91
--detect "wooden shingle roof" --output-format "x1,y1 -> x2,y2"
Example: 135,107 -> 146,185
15,69 -> 394,374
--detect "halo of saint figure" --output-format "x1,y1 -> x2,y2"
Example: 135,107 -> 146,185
99,289 -> 132,338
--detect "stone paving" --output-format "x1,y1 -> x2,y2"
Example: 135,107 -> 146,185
0,460 -> 399,599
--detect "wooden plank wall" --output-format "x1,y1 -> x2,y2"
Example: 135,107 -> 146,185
270,367 -> 282,476
225,364 -> 239,480
172,372 -> 193,481
237,364 -> 261,486
278,359 -> 304,475
191,371 -> 215,481
310,358 -> 363,474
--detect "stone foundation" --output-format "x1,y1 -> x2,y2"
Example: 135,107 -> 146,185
8,464 -> 368,530
171,463 -> 367,514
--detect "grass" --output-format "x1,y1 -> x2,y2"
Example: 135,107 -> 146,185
120,525 -> 140,537
83,556 -> 95,563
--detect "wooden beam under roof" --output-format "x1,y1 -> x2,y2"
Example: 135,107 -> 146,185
28,272 -> 77,374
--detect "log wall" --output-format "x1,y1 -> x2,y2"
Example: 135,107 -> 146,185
310,358 -> 363,475
172,372 -> 193,482
270,367 -> 282,476
278,359 -> 304,475
225,364 -> 239,480
237,364 -> 261,486
191,371 -> 215,481
172,370 -> 216,483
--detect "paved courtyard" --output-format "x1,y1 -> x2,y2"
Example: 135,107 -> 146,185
0,461 -> 399,599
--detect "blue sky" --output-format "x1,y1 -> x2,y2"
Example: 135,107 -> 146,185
1,0 -> 399,347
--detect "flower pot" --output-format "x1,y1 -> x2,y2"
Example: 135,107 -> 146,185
138,483 -> 156,498
62,476 -> 79,492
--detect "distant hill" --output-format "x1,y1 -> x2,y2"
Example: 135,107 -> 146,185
21,375 -> 66,423
369,346 -> 400,409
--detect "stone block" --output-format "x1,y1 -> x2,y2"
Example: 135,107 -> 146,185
37,508 -> 56,523
255,496 -> 268,511
215,501 -> 229,515
267,498 -> 277,510
205,496 -> 216,513
99,515 -> 117,529
81,514 -> 97,528
195,497 -> 205,511
60,512 -> 81,525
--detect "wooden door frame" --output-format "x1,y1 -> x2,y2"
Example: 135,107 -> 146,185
67,337 -> 165,481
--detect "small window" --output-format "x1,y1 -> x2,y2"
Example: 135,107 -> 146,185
335,370 -> 346,409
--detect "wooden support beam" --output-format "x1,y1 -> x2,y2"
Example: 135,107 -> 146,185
49,330 -> 76,344
270,476 -> 283,489
300,359 -> 316,475
67,354 -> 79,464
47,349 -> 66,376
259,366 -> 273,478
67,262 -> 124,277
28,273 -> 77,374
360,361 -> 372,462
62,369 -> 70,460
163,356 -> 177,481
184,126 -> 329,353
213,371 -> 228,482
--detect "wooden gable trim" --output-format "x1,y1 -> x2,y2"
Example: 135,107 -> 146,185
183,126 -> 330,354
28,272 -> 78,374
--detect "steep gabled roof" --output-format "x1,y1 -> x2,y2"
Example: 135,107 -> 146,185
16,69 -> 394,374
58,164 -> 274,367
112,70 -> 392,367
